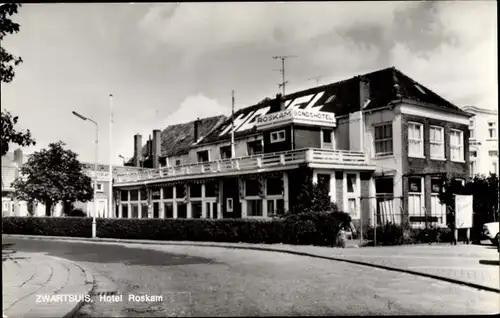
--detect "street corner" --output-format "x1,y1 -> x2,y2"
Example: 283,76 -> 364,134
2,251 -> 97,318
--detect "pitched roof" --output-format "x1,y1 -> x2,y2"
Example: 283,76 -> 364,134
126,115 -> 226,165
199,67 -> 468,145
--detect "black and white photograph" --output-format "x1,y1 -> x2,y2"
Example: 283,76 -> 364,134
1,1 -> 498,317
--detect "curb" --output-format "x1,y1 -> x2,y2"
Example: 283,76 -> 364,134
41,254 -> 96,318
4,234 -> 499,294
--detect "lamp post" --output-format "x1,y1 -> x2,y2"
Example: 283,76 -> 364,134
109,94 -> 113,219
72,110 -> 98,238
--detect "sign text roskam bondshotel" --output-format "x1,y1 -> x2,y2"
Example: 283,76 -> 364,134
256,109 -> 335,126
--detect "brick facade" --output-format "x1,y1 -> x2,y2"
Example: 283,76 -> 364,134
401,114 -> 469,222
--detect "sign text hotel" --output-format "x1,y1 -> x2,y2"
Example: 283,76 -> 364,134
256,109 -> 336,128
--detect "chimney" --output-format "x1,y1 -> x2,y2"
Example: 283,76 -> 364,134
359,76 -> 370,109
275,93 -> 285,111
152,129 -> 161,169
194,118 -> 200,142
13,149 -> 23,166
134,134 -> 142,167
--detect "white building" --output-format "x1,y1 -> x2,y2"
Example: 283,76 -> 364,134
463,106 -> 498,176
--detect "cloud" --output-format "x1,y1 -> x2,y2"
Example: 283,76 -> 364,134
139,93 -> 229,136
390,1 -> 497,109
138,2 -> 414,57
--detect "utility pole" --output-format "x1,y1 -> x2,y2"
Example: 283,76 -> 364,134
273,55 -> 297,96
231,90 -> 235,159
308,76 -> 325,86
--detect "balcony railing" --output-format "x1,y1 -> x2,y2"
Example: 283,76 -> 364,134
115,148 -> 372,184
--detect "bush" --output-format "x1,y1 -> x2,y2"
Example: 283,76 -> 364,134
65,209 -> 87,217
364,224 -> 454,246
2,217 -> 92,237
2,212 -> 351,247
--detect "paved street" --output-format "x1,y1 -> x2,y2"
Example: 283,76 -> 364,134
3,237 -> 499,317
2,244 -> 94,318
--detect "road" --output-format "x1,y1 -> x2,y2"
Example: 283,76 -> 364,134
4,237 -> 499,317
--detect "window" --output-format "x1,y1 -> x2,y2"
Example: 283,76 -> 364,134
164,203 -> 173,218
140,188 -> 147,201
151,187 -> 161,200
429,126 -> 444,159
469,161 -> 476,177
92,183 -> 104,192
266,177 -> 283,196
141,204 -> 149,218
226,198 -> 233,212
220,146 -> 232,159
408,122 -> 423,157
488,122 -> 497,139
267,199 -> 285,216
322,130 -> 332,143
346,174 -> 357,193
408,177 -> 424,228
469,118 -> 475,139
247,200 -> 263,217
175,159 -> 181,166
270,130 -> 286,143
374,123 -> 393,156
121,205 -> 128,218
192,202 -> 202,219
245,179 -> 261,197
190,184 -> 202,198
344,173 -> 360,220
470,150 -> 478,158
490,151 -> 498,174
317,174 -> 331,193
205,181 -> 217,198
177,202 -> 187,218
247,140 -> 263,155
449,129 -> 464,162
130,190 -> 139,201
131,204 -> 139,218
120,190 -> 128,202
176,185 -> 186,199
163,186 -> 173,199
197,150 -> 209,163
430,179 -> 446,227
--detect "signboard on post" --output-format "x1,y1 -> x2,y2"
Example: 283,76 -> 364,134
455,194 -> 473,229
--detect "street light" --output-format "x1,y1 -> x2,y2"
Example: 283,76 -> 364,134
72,110 -> 98,238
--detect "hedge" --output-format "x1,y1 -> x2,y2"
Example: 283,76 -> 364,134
2,212 -> 351,247
363,224 -> 455,246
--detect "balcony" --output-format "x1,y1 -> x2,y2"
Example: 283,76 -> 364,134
114,148 -> 375,185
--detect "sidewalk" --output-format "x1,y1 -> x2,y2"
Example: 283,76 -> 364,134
4,234 -> 500,294
2,248 -> 95,318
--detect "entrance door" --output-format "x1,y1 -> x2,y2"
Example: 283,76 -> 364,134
153,202 -> 159,218
205,201 -> 218,219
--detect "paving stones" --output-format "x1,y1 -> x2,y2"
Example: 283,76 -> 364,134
2,252 -> 95,318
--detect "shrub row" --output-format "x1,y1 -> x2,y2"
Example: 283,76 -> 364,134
2,212 -> 351,247
363,224 -> 455,246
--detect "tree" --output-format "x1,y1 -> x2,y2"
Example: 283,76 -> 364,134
12,141 -> 94,216
290,175 -> 339,214
1,3 -> 23,83
438,173 -> 499,242
1,109 -> 36,156
1,4 -> 35,156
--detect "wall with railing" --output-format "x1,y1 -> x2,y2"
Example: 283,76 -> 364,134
115,148 -> 372,184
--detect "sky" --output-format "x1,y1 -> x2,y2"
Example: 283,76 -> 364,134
1,1 -> 497,165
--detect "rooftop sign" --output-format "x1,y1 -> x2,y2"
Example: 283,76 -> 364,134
256,109 -> 336,129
